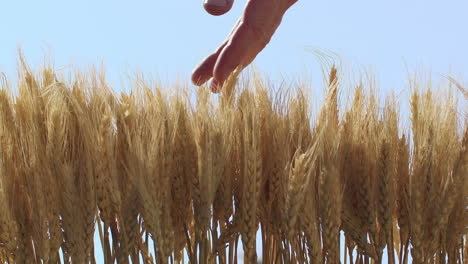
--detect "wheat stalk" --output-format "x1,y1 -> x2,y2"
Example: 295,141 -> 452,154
0,59 -> 465,263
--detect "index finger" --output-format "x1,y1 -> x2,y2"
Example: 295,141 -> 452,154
212,0 -> 285,84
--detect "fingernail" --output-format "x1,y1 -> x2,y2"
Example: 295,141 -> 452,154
203,0 -> 233,16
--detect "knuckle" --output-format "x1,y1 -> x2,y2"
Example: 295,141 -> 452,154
242,21 -> 271,47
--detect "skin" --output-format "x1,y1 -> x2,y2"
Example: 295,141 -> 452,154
192,0 -> 298,92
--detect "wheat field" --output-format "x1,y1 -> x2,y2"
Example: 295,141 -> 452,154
0,57 -> 466,264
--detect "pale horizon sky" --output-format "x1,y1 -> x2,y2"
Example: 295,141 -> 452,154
1,0 -> 466,262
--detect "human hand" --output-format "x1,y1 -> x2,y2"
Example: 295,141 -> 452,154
192,0 -> 298,93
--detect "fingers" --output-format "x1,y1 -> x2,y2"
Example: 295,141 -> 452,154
203,0 -> 234,16
241,16 -> 284,67
212,23 -> 254,85
192,19 -> 243,86
193,41 -> 233,86
191,53 -> 219,86
212,12 -> 279,91
195,0 -> 298,92
210,0 -> 285,90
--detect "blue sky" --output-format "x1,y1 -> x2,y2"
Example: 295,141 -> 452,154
1,0 -> 467,92
1,0 -> 467,262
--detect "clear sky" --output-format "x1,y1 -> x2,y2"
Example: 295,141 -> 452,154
1,0 -> 467,92
1,0 -> 467,262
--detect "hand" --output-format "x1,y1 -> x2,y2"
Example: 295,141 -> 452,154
192,0 -> 298,93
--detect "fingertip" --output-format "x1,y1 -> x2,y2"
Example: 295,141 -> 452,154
203,0 -> 234,16
212,54 -> 231,85
213,62 -> 232,86
191,70 -> 208,86
192,53 -> 219,86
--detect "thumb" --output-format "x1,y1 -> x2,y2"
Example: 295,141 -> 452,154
203,0 -> 234,16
